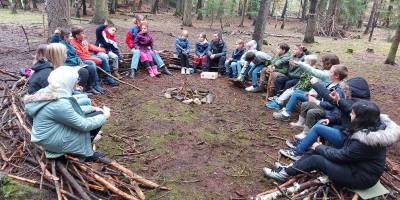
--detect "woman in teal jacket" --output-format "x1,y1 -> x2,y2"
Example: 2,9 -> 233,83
24,66 -> 110,160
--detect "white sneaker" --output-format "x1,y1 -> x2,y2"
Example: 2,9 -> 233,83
181,67 -> 186,74
186,68 -> 191,75
245,86 -> 256,92
294,131 -> 307,140
93,131 -> 103,143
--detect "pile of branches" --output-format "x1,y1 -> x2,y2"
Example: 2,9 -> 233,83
0,69 -> 167,200
251,158 -> 400,199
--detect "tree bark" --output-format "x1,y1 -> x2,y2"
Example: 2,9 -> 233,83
46,0 -> 70,36
32,0 -> 37,9
270,0 -> 276,16
88,0 -> 93,8
196,0 -> 203,20
304,0 -> 317,43
364,0 -> 379,34
92,0 -> 108,24
384,0 -> 394,27
317,0 -> 327,17
175,0 -> 183,16
75,0 -> 81,18
151,0 -> 160,14
109,0 -> 117,14
239,0 -> 247,27
253,0 -> 271,50
16,0 -> 23,9
10,0 -> 17,14
368,0 -> 381,42
280,0 -> 288,19
23,0 -> 30,10
385,23 -> 400,65
301,0 -> 308,21
182,0 -> 192,26
82,0 -> 87,15
324,0 -> 338,36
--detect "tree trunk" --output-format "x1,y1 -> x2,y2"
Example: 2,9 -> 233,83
357,0 -> 367,29
280,0 -> 288,19
304,0 -> 317,43
82,0 -> 87,15
10,0 -> 17,14
23,0 -> 30,10
137,0 -> 143,10
196,0 -> 203,20
270,0 -> 276,16
32,0 -> 37,9
364,0 -> 379,34
88,0 -> 93,8
182,0 -> 192,26
151,0 -> 160,14
239,0 -> 247,27
301,0 -> 308,21
317,0 -> 327,17
368,0 -> 381,42
109,0 -> 117,14
16,0 -> 23,9
253,0 -> 271,50
324,0 -> 338,36
46,0 -> 70,36
92,0 -> 108,24
75,0 -> 81,18
175,0 -> 183,16
384,0 -> 394,27
384,23 -> 400,64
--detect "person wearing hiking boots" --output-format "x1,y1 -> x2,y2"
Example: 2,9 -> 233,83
70,26 -> 118,87
95,20 -> 122,79
264,101 -> 400,191
265,54 -> 318,110
241,51 -> 272,92
193,33 -> 208,72
24,66 -> 111,162
254,43 -> 291,94
203,32 -> 227,74
58,29 -> 106,94
175,30 -> 191,74
224,39 -> 245,78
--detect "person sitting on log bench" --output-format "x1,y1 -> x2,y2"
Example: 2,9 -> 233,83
24,66 -> 111,162
193,33 -> 208,72
203,32 -> 227,74
263,101 -> 400,191
224,39 -> 245,79
125,16 -> 172,79
95,20 -> 122,79
175,30 -> 191,74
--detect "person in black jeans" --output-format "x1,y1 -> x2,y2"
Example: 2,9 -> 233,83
263,101 -> 400,190
203,32 -> 227,74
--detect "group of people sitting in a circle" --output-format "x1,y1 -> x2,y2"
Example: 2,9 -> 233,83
23,14 -> 400,192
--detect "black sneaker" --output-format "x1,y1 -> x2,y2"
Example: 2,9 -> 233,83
285,139 -> 300,149
84,152 -> 106,162
279,148 -> 302,161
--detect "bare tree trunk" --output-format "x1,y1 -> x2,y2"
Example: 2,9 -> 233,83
16,0 -> 23,9
384,0 -> 394,27
357,0 -> 367,29
270,0 -> 276,16
364,0 -> 379,34
130,0 -> 136,12
385,23 -> 400,64
324,0 -> 338,36
10,0 -> 17,14
368,0 -> 381,42
32,0 -> 37,9
23,0 -> 30,10
75,0 -> 82,18
151,0 -> 160,14
280,0 -> 288,19
304,0 -> 317,43
182,0 -> 192,26
92,0 -> 108,24
196,0 -> 203,20
217,0 -> 224,30
239,0 -> 247,27
301,0 -> 308,21
82,0 -> 87,15
175,0 -> 183,16
253,0 -> 271,50
46,0 -> 70,36
109,0 -> 117,14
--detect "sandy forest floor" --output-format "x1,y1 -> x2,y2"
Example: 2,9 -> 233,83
0,8 -> 400,199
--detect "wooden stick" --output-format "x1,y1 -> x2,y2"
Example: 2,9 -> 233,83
20,25 -> 31,52
95,66 -> 142,91
56,161 -> 91,200
51,160 -> 62,200
265,72 -> 273,102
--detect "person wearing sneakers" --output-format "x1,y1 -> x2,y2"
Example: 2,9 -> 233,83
193,33 -> 208,72
265,54 -> 318,110
271,53 -> 340,121
134,23 -> 161,77
95,20 -> 123,79
70,26 -> 119,87
231,40 -> 258,84
175,30 -> 191,74
264,101 -> 400,191
224,39 -> 245,78
24,66 -> 110,162
242,50 -> 273,92
252,43 -> 291,93
204,32 -> 227,74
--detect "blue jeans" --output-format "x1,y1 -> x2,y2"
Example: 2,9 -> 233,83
82,60 -> 99,84
224,61 -> 242,78
94,53 -> 112,73
72,93 -> 92,106
151,51 -> 165,68
130,49 -> 140,70
285,89 -> 308,114
248,64 -> 265,87
296,123 -> 345,154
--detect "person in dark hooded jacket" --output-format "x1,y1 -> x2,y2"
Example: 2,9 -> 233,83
28,44 -> 53,95
204,32 -> 227,74
264,101 -> 400,190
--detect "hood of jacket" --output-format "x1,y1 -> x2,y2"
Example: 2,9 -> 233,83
24,88 -> 70,118
31,59 -> 53,72
346,77 -> 371,100
351,114 -> 400,147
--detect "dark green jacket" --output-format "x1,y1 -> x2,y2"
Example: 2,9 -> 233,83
272,51 -> 291,74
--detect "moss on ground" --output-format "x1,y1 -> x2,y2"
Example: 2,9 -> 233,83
0,177 -> 45,200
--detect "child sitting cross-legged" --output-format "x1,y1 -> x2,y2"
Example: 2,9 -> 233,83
193,33 -> 208,72
266,54 -> 318,110
175,30 -> 191,74
264,101 -> 400,192
224,39 -> 245,78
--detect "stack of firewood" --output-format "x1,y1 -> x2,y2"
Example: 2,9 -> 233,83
0,69 -> 166,200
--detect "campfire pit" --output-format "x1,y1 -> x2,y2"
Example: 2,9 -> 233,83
163,81 -> 215,105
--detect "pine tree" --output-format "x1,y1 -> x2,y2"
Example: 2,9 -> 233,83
253,0 -> 271,50
92,0 -> 109,24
